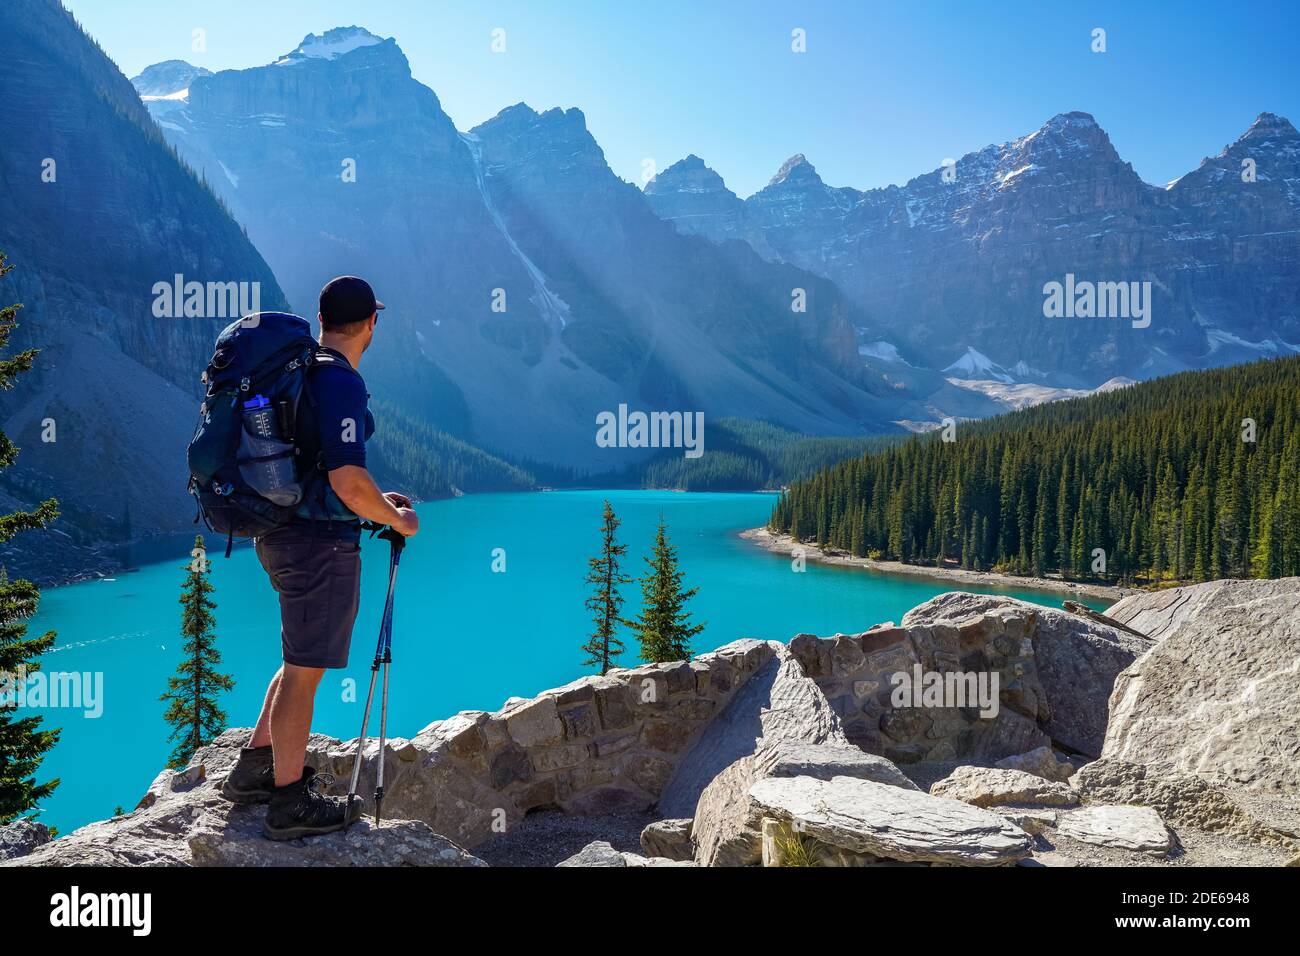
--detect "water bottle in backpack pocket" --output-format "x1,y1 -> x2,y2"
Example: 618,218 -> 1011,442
188,312 -> 321,542
238,394 -> 302,506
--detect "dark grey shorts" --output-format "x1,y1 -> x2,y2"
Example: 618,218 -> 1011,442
255,527 -> 362,669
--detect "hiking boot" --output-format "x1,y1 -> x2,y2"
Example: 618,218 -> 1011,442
219,745 -> 275,804
262,767 -> 360,841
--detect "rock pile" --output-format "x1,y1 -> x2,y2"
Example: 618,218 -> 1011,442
4,578 -> 1295,868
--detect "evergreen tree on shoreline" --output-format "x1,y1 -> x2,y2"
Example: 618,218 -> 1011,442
0,252 -> 61,825
161,537 -> 233,769
582,500 -> 630,675
629,519 -> 705,663
769,357 -> 1300,585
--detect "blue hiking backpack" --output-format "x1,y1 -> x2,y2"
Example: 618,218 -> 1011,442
186,312 -> 353,554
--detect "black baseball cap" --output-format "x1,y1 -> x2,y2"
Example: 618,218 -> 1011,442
319,276 -> 385,328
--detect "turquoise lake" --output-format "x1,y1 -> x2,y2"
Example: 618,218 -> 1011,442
26,490 -> 1105,833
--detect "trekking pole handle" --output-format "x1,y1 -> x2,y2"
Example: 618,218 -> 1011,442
377,525 -> 406,554
361,521 -> 407,555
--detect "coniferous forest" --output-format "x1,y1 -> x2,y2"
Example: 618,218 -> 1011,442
770,357 -> 1300,585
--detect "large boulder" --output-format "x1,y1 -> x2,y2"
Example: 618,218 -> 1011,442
750,775 -> 1034,866
1100,578 -> 1300,797
1105,578 -> 1274,640
903,592 -> 1153,756
793,612 -> 1053,763
0,819 -> 51,862
930,766 -> 1078,808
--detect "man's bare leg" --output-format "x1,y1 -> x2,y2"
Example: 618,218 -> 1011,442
247,667 -> 282,749
270,663 -> 326,787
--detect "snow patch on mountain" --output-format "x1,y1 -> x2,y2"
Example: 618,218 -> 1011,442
943,346 -> 1014,383
858,340 -> 911,365
946,375 -> 1135,412
275,27 -> 384,65
1204,326 -> 1300,356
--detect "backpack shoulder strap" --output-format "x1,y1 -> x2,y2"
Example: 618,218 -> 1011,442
304,345 -> 364,398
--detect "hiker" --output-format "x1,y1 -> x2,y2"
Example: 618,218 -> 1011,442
217,276 -> 419,840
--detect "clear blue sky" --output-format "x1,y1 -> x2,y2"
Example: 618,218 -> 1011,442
64,0 -> 1300,197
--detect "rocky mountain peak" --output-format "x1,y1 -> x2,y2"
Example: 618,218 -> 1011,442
473,104 -> 601,163
1022,110 -> 1117,158
130,60 -> 211,98
1238,111 -> 1299,144
768,153 -> 822,188
645,154 -> 730,195
1042,110 -> 1100,131
274,26 -> 389,65
185,25 -> 426,125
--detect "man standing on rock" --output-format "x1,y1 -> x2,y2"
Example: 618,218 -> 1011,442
219,276 -> 419,840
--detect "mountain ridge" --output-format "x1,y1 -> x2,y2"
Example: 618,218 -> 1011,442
135,27 -> 978,471
645,110 -> 1300,386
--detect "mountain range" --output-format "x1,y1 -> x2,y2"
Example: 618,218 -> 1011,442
136,27 -> 1299,431
646,111 -> 1300,387
133,26 -> 951,471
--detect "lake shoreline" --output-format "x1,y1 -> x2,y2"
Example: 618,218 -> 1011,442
741,527 -> 1136,605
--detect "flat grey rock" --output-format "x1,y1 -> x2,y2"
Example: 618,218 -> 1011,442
756,740 -> 920,792
1057,805 -> 1175,856
930,766 -> 1078,808
749,775 -> 1033,866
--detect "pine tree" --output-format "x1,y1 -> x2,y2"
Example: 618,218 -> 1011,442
161,537 -> 233,769
0,253 -> 61,825
581,500 -> 630,675
628,519 -> 705,663
767,356 -> 1300,585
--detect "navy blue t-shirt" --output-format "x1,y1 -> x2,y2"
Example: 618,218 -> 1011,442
295,347 -> 375,524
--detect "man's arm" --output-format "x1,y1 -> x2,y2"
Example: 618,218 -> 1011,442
328,465 -> 419,536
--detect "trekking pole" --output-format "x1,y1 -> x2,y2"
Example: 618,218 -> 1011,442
346,525 -> 406,828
